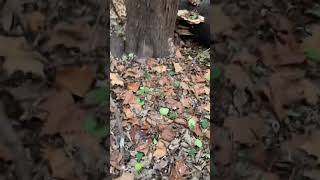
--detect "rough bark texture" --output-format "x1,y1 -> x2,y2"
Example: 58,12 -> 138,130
125,0 -> 179,58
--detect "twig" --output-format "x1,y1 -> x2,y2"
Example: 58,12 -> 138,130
110,96 -> 125,153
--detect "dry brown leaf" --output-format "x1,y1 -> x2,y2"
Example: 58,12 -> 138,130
193,83 -> 209,97
173,63 -> 183,73
0,36 -> 45,76
127,82 -> 140,92
180,97 -> 191,107
160,125 -> 176,141
123,67 -> 143,78
211,5 -> 233,34
224,114 -> 265,145
55,65 -> 96,96
153,140 -> 167,159
114,172 -> 135,180
153,65 -> 167,73
39,90 -> 85,135
24,11 -> 45,33
122,91 -> 136,104
175,49 -> 183,59
43,22 -> 91,52
135,140 -> 151,155
110,73 -> 124,86
301,131 -> 320,161
224,64 -> 253,92
169,159 -> 188,180
110,150 -> 123,169
43,147 -> 75,179
146,57 -> 157,67
123,107 -> 135,119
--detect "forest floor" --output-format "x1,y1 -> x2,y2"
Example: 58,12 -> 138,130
110,1 -> 210,180
213,0 -> 320,179
0,0 -> 108,179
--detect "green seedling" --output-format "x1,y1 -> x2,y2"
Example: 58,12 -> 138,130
135,163 -> 143,173
135,152 -> 144,162
200,119 -> 209,129
195,138 -> 203,148
160,107 -> 170,116
188,118 -> 196,130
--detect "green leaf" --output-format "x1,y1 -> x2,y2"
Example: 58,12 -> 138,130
159,107 -> 170,116
153,138 -> 158,145
136,98 -> 145,106
188,118 -> 196,129
168,111 -> 178,120
173,81 -> 180,88
135,152 -> 144,162
305,48 -> 320,63
213,67 -> 222,80
144,70 -> 152,80
84,114 -> 107,138
195,139 -> 203,148
84,88 -> 108,105
200,119 -> 209,129
135,163 -> 143,172
168,70 -> 176,76
188,148 -> 197,157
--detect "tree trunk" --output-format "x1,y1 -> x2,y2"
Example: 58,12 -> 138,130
125,0 -> 179,58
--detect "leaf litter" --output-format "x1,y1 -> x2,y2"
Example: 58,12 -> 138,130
110,2 -> 210,179
213,0 -> 320,179
0,0 -> 107,179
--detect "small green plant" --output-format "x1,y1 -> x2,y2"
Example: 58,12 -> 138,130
213,66 -> 222,80
195,138 -> 203,148
188,148 -> 197,157
135,152 -> 144,162
122,53 -> 136,62
137,86 -> 153,96
168,70 -> 176,76
305,48 -> 320,63
168,111 -> 178,120
188,118 -> 196,130
144,70 -> 152,80
160,107 -> 170,116
200,119 -> 209,129
84,114 -> 108,138
136,98 -> 145,106
153,138 -> 158,145
135,162 -> 143,173
173,81 -> 180,88
84,88 -> 108,106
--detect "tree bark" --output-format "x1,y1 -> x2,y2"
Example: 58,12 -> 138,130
125,0 -> 179,58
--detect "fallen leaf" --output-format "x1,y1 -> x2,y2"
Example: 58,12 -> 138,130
169,159 -> 188,180
123,67 -> 143,78
173,63 -> 183,73
24,11 -> 45,33
114,172 -> 135,180
160,125 -> 176,141
135,140 -> 151,155
39,90 -> 85,135
0,36 -> 45,76
301,131 -> 320,161
153,140 -> 167,159
175,49 -> 183,59
110,73 -> 124,86
110,150 -> 123,169
43,147 -> 75,179
123,107 -> 135,119
127,82 -> 140,92
153,65 -> 167,73
55,65 -> 96,96
224,114 -> 265,145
